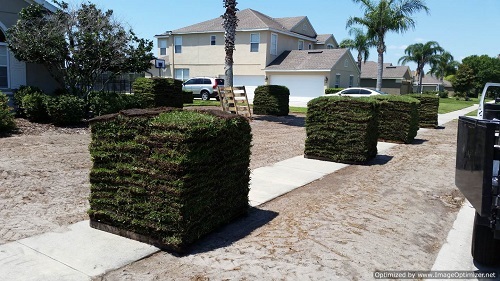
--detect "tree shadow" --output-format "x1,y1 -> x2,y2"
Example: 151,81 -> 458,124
252,114 -> 305,128
472,260 -> 500,280
179,207 -> 279,256
364,154 -> 394,166
410,138 -> 428,145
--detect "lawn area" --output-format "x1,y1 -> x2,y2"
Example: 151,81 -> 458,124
438,98 -> 478,114
289,106 -> 307,114
183,100 -> 220,107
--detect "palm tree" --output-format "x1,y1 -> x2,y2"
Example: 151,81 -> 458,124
339,27 -> 375,72
346,0 -> 430,91
427,51 -> 459,82
222,0 -> 238,87
398,41 -> 443,93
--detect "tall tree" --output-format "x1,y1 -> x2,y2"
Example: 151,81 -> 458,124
7,2 -> 154,98
346,0 -> 429,91
339,27 -> 375,72
222,0 -> 238,87
427,51 -> 458,81
461,55 -> 500,96
453,63 -> 475,99
398,41 -> 443,93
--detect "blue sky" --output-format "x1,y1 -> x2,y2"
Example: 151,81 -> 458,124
53,0 -> 499,72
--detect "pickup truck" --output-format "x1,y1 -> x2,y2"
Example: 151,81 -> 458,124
455,83 -> 500,265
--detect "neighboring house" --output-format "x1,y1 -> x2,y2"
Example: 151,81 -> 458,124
360,61 -> 413,95
411,72 -> 453,93
0,0 -> 60,104
153,8 -> 356,100
265,49 -> 359,101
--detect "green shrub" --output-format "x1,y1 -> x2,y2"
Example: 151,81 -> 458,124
47,95 -> 85,125
132,77 -> 183,108
183,91 -> 194,104
305,96 -> 379,163
0,92 -> 16,133
407,94 -> 439,128
87,91 -> 144,116
325,88 -> 345,94
88,108 -> 251,252
252,85 -> 290,116
22,92 -> 50,122
14,85 -> 43,117
373,95 -> 420,144
438,91 -> 449,98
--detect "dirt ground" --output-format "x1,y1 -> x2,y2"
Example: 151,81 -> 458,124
0,114 -> 464,280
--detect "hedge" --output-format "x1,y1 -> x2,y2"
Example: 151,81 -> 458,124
183,91 -> 193,104
252,85 -> 290,116
87,91 -> 145,116
47,95 -> 85,125
14,85 -> 43,117
305,96 -> 379,163
408,94 -> 439,128
0,91 -> 16,133
132,77 -> 183,108
21,91 -> 50,122
325,88 -> 345,94
88,108 -> 252,252
373,95 -> 420,144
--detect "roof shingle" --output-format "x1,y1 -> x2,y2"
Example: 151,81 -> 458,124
361,61 -> 410,79
265,49 -> 349,71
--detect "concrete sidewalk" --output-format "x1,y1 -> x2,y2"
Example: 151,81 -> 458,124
0,106 -> 475,280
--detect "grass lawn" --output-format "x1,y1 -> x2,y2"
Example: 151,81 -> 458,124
289,106 -> 307,114
183,100 -> 220,107
438,98 -> 479,114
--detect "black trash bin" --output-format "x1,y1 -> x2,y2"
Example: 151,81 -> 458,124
484,103 -> 500,120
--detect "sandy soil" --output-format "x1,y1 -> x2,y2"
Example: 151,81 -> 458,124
0,114 -> 464,280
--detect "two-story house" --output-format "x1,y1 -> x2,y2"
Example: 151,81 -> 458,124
360,61 -> 413,95
154,8 -> 359,101
0,0 -> 60,104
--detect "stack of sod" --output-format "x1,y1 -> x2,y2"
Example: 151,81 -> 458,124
305,96 -> 379,163
373,95 -> 420,144
88,108 -> 252,252
252,85 -> 290,116
408,94 -> 439,128
182,91 -> 194,104
132,78 -> 183,108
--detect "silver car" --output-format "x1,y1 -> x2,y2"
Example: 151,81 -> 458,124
326,87 -> 387,97
182,77 -> 224,100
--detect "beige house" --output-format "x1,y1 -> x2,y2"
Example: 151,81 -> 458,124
412,72 -> 454,94
0,0 -> 60,103
153,8 -> 358,99
360,61 -> 413,95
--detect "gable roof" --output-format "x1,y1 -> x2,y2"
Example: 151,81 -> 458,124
159,8 -> 317,40
361,61 -> 411,79
265,49 -> 350,71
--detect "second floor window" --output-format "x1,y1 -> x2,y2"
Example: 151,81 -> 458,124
159,39 -> 167,56
327,44 -> 335,49
250,33 -> 260,52
210,35 -> 216,46
298,40 -> 304,50
174,36 -> 182,54
271,33 -> 278,55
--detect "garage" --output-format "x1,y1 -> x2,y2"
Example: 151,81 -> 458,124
269,74 -> 325,98
233,75 -> 265,99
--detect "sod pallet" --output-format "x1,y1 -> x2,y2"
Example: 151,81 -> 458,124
373,95 -> 420,144
305,96 -> 379,164
133,78 -> 183,108
88,107 -> 252,252
252,85 -> 290,116
408,94 -> 439,128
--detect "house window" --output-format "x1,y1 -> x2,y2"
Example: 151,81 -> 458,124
349,75 -> 354,87
327,44 -> 335,49
335,74 -> 341,88
174,68 -> 189,80
298,40 -> 304,50
159,39 -> 167,56
0,30 -> 8,88
344,59 -> 348,67
270,33 -> 278,55
250,33 -> 260,52
174,36 -> 182,54
308,44 -> 312,50
210,35 -> 216,46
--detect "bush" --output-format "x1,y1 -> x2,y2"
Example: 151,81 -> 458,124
0,92 -> 16,133
407,94 -> 439,128
88,108 -> 251,252
22,92 -> 50,122
438,91 -> 449,98
305,96 -> 379,163
325,88 -> 345,94
14,85 -> 43,117
47,95 -> 85,125
87,91 -> 144,117
252,85 -> 290,116
132,77 -> 183,108
373,95 -> 420,144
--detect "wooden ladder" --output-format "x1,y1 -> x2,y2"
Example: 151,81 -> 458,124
218,86 -> 252,118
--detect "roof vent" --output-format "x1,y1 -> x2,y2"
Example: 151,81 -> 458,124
386,66 -> 397,68
308,51 -> 323,54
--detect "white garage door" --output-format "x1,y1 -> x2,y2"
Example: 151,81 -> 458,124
269,75 -> 325,98
234,75 -> 265,100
